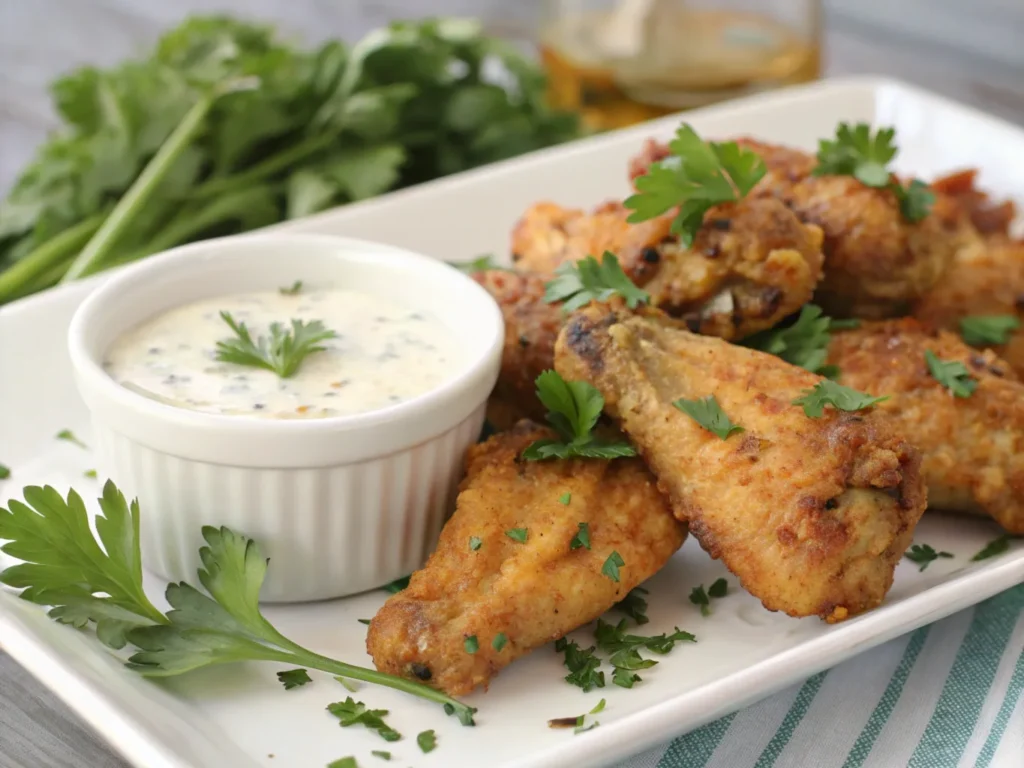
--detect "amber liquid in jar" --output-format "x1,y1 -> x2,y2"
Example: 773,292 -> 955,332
541,7 -> 821,131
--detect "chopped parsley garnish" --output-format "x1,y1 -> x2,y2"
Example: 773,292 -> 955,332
505,528 -> 528,543
0,464 -> 9,480
590,698 -> 606,714
417,729 -> 437,753
559,492 -> 572,505
792,380 -> 888,418
672,395 -> 744,439
925,350 -> 977,398
326,697 -> 401,742
327,758 -> 357,768
448,254 -> 508,274
624,123 -> 766,246
543,252 -> 649,313
613,668 -> 642,688
595,618 -> 695,688
555,637 -> 605,692
570,522 -> 591,551
56,429 -> 88,449
469,536 -> 482,551
492,632 -> 508,652
971,535 -> 1014,562
464,635 -> 479,654
613,587 -> 649,625
83,469 -> 97,479
601,551 -> 625,582
382,575 -> 410,593
279,280 -> 303,296
743,304 -> 849,376
813,122 -> 934,222
276,668 -> 312,689
215,311 -> 336,378
959,315 -> 1021,347
357,618 -> 371,625
904,544 -> 953,572
371,751 -> 391,761
689,579 -> 728,617
335,676 -> 359,692
522,370 -> 635,461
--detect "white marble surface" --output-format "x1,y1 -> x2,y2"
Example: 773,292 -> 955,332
1,1 -> 1023,767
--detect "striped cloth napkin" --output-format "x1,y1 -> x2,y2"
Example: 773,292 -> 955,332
617,584 -> 1023,768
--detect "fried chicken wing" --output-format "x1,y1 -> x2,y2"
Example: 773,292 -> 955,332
827,319 -> 1024,533
554,306 -> 925,622
913,237 -> 1024,378
630,138 -> 975,318
510,197 -> 824,339
931,169 -> 1017,236
366,421 -> 686,696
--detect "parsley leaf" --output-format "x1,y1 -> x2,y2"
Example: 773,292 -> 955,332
689,585 -> 711,617
215,311 -> 336,379
960,315 -> 1021,346
590,698 -> 606,714
382,575 -> 410,593
972,535 -> 1014,562
904,544 -> 953,572
743,304 -> 844,375
0,482 -> 477,725
521,370 -> 635,461
624,124 -> 766,246
925,350 -> 978,398
555,637 -> 605,692
708,578 -> 728,598
448,254 -> 509,274
83,469 -> 97,479
327,697 -> 401,742
792,380 -> 889,418
612,668 -> 642,688
594,618 -> 696,688
469,536 -> 482,551
279,280 -> 303,296
327,758 -> 358,768
0,465 -> 9,480
371,751 -> 391,761
613,587 -> 649,625
505,528 -> 528,543
813,122 -> 933,222
492,632 -> 508,652
464,635 -> 479,653
56,429 -> 88,449
601,551 -> 625,582
673,395 -> 744,439
570,522 -> 591,551
543,252 -> 649,313
417,729 -> 437,753
559,492 -> 572,505
276,667 -> 312,689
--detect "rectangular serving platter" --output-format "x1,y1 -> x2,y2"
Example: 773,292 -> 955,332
1,77 -> 1023,768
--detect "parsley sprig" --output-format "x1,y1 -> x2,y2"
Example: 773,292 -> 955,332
904,544 -> 953,572
743,304 -> 855,376
792,380 -> 888,418
624,123 -> 766,246
543,252 -> 649,313
672,395 -> 744,440
555,638 -> 605,692
521,371 -> 635,461
0,482 -> 476,725
972,535 -> 1016,562
689,578 -> 729,617
813,122 -> 935,222
959,315 -> 1020,347
327,697 -> 401,742
215,311 -> 336,379
594,618 -> 695,689
277,668 -> 312,689
925,350 -> 977,398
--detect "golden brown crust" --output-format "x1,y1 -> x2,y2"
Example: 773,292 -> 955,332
828,318 -> 1024,533
554,306 -> 925,622
931,169 -> 1016,236
913,238 -> 1024,378
366,422 -> 686,696
629,137 -> 977,318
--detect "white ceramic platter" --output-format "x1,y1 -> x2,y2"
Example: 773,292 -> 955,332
1,77 -> 1023,768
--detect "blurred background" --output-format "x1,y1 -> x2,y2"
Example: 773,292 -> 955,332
3,0 -> 1024,191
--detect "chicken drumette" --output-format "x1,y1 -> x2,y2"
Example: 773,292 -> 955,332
554,306 -> 926,621
367,421 -> 686,696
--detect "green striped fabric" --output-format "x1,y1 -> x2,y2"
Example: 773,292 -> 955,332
616,585 -> 1024,768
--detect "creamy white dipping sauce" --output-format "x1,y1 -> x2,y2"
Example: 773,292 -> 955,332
103,288 -> 462,419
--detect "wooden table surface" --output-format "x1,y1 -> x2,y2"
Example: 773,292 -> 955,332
0,1 -> 1022,766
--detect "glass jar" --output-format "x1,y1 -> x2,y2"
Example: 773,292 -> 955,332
539,0 -> 823,130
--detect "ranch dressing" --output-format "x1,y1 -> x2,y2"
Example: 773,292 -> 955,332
103,288 -> 461,419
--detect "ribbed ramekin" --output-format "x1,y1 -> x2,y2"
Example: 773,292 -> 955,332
67,233 -> 503,602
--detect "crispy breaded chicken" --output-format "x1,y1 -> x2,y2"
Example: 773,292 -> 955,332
630,137 -> 976,318
828,319 -> 1024,533
366,421 -> 686,696
510,197 -> 824,339
472,270 -> 561,429
554,306 -> 925,622
931,169 -> 1017,236
913,237 -> 1024,378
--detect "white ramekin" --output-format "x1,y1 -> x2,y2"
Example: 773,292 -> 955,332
68,233 -> 503,602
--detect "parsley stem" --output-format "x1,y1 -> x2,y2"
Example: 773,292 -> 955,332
0,213 -> 104,303
62,93 -> 216,283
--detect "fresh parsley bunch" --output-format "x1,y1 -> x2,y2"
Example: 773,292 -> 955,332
0,16 -> 580,304
0,481 -> 476,725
